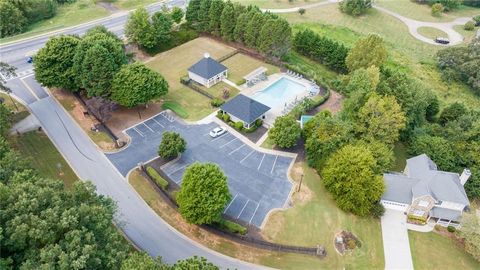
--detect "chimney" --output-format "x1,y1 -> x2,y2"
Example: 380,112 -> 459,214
204,52 -> 210,58
460,168 -> 471,186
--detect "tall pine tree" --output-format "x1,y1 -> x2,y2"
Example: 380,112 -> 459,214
220,1 -> 236,41
208,0 -> 225,36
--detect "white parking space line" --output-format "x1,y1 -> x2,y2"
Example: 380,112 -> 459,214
223,193 -> 238,214
132,127 -> 144,137
249,202 -> 260,224
152,118 -> 164,128
240,150 -> 255,163
219,138 -> 237,148
228,144 -> 245,155
237,199 -> 250,218
168,163 -> 189,176
270,155 -> 279,174
143,123 -> 154,132
257,154 -> 266,170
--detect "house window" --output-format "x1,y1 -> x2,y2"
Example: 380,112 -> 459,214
413,209 -> 425,217
418,200 -> 429,207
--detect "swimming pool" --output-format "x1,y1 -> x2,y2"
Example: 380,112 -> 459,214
251,77 -> 307,109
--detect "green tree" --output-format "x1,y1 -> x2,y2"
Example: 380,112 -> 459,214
409,134 -> 457,171
0,0 -> 27,37
197,0 -> 212,32
322,144 -> 385,216
80,44 -> 118,97
234,9 -> 256,43
457,213 -> 480,261
269,115 -> 301,148
158,131 -> 187,159
342,66 -> 379,95
177,163 -> 231,225
346,34 -> 387,71
152,11 -> 173,45
0,176 -> 130,269
171,256 -> 219,270
111,63 -> 168,108
464,20 -> 475,31
120,252 -> 165,270
353,139 -> 394,173
14,0 -> 57,24
34,35 -> 80,91
208,0 -> 225,35
185,0 -> 201,26
125,7 -> 157,49
439,102 -> 468,125
244,10 -> 264,48
220,1 -> 236,41
258,18 -> 292,57
85,25 -> 122,42
357,93 -> 406,145
305,116 -> 353,169
339,0 -> 372,16
170,6 -> 184,24
431,3 -> 444,16
0,104 -> 12,137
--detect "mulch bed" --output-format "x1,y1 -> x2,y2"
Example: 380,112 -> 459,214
334,231 -> 361,255
244,126 -> 268,144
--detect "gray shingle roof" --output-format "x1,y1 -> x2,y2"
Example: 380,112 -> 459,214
382,173 -> 418,204
430,207 -> 463,221
188,56 -> 228,79
383,154 -> 470,207
221,94 -> 270,124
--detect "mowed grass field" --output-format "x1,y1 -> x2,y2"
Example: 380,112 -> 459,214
409,231 -> 480,269
146,37 -> 281,120
417,26 -> 449,39
8,131 -> 79,188
376,0 -> 480,23
281,5 -> 480,108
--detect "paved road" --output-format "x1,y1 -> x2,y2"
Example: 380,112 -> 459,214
0,1 -> 271,269
381,209 -> 414,270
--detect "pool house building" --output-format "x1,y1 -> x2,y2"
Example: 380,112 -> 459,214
188,53 -> 228,88
220,94 -> 271,129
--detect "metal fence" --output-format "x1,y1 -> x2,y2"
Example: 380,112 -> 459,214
180,79 -> 215,100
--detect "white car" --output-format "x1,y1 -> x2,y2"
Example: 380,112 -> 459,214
209,127 -> 227,138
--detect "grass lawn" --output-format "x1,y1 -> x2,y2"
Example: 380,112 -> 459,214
8,131 -> 78,188
222,53 -> 281,85
235,0 -> 326,8
262,162 -> 384,269
199,81 -> 240,99
417,26 -> 449,39
409,231 -> 480,269
283,8 -> 480,108
376,0 -> 480,23
0,93 -> 30,123
454,25 -> 479,44
0,0 -> 109,44
146,37 -> 269,121
114,0 -> 158,10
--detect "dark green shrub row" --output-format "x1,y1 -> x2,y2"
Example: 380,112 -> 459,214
216,219 -> 247,235
146,166 -> 169,191
293,29 -> 349,73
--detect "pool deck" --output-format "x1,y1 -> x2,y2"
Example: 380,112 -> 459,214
239,73 -> 313,126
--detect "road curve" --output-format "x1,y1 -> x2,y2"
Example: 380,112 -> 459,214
0,1 -> 273,269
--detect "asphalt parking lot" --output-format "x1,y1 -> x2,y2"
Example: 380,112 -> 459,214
106,111 -> 294,227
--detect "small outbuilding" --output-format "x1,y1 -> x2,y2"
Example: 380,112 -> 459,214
188,53 -> 228,88
220,94 -> 270,128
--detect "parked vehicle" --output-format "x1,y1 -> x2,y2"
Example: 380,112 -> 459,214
26,56 -> 33,63
434,37 -> 450,44
209,127 -> 227,138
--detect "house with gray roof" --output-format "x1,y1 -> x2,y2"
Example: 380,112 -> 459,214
188,53 -> 228,88
381,154 -> 471,227
220,94 -> 270,129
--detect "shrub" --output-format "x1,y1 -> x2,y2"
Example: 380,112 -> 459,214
339,0 -> 372,16
180,76 -> 190,85
146,166 -> 169,190
370,202 -> 385,218
474,15 -> 480,25
234,121 -> 244,131
158,131 -> 187,159
222,113 -> 230,122
447,225 -> 456,232
298,8 -> 306,15
216,110 -> 223,119
346,239 -> 356,249
269,115 -> 301,148
216,219 -> 247,235
211,98 -> 224,107
464,20 -> 475,31
431,3 -> 444,16
255,118 -> 263,127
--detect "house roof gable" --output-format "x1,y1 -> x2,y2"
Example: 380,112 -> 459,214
188,56 -> 228,79
221,94 -> 270,124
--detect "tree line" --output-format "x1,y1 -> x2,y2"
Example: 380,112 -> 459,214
0,0 -> 77,38
0,97 -> 219,269
186,0 -> 292,58
293,29 -> 350,73
34,25 -> 169,109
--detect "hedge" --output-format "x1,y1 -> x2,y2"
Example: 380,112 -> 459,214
216,219 -> 247,235
146,166 -> 169,191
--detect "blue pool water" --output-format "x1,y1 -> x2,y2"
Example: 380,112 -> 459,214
251,77 -> 306,109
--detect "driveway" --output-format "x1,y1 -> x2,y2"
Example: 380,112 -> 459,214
106,112 -> 295,227
381,209 -> 414,270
